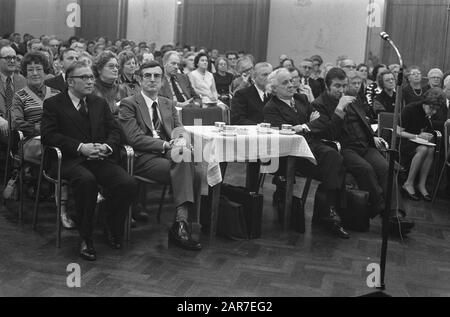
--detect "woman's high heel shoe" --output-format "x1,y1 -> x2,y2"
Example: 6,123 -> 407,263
401,185 -> 420,201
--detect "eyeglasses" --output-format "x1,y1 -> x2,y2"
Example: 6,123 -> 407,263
301,65 -> 313,69
429,76 -> 442,80
410,72 -> 421,76
105,63 -> 119,70
27,67 -> 44,73
343,65 -> 356,69
70,75 -> 95,81
142,73 -> 162,80
0,56 -> 18,61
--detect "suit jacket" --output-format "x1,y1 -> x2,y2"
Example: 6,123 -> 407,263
118,93 -> 183,156
44,74 -> 67,93
0,73 -> 27,117
159,73 -> 199,102
307,77 -> 324,99
263,94 -> 312,128
310,92 -> 375,147
230,84 -> 267,125
41,91 -> 122,172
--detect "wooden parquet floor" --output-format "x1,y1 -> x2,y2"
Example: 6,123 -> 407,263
1,163 -> 450,297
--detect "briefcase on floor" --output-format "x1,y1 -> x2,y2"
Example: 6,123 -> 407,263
221,183 -> 264,239
200,195 -> 248,240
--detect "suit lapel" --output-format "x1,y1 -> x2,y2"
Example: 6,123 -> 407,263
161,77 -> 173,99
274,96 -> 299,125
135,93 -> 154,132
61,93 -> 90,138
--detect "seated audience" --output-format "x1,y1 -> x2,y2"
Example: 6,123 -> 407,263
399,87 -> 446,201
118,50 -> 140,99
289,67 -> 314,102
119,61 -> 201,251
41,61 -> 137,260
225,51 -> 239,76
181,52 -> 196,75
230,62 -> 273,125
213,57 -> 233,105
92,50 -> 121,115
402,66 -> 429,105
45,48 -> 79,92
230,56 -> 254,94
264,67 -> 349,239
373,69 -> 396,115
299,58 -> 324,98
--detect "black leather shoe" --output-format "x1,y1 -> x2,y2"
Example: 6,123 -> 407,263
330,222 -> 350,239
80,239 -> 96,261
168,221 -> 202,251
320,207 -> 342,225
418,192 -> 432,202
132,205 -> 149,222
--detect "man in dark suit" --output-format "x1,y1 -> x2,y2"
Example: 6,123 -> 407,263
41,61 -> 137,261
159,51 -> 201,107
119,61 -> 202,251
309,67 -> 414,235
299,58 -> 324,98
230,62 -> 273,125
264,67 -> 349,239
0,45 -> 27,143
44,48 -> 79,92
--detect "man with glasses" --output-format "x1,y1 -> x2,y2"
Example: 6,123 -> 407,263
0,46 -> 27,142
426,68 -> 444,89
339,59 -> 357,74
231,56 -> 254,94
299,58 -> 324,98
41,61 -> 137,261
263,67 -> 349,239
119,61 -> 202,251
45,48 -> 79,92
160,51 -> 201,108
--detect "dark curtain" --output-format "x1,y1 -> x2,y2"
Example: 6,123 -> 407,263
0,0 -> 15,38
76,0 -> 128,41
383,0 -> 450,72
178,0 -> 270,62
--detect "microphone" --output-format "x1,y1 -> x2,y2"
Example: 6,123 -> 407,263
380,32 -> 390,41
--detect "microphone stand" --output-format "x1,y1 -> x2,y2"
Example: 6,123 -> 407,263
376,33 -> 404,295
361,32 -> 402,297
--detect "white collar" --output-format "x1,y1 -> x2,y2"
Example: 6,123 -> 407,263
254,85 -> 266,101
68,90 -> 84,109
141,91 -> 158,107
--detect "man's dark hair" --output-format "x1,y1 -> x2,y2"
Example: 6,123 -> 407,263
21,51 -> 49,77
194,52 -> 209,68
371,64 -> 387,81
225,51 -> 238,59
59,48 -> 77,61
325,67 -> 347,88
137,60 -> 164,77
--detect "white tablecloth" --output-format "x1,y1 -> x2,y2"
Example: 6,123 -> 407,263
185,125 -> 316,186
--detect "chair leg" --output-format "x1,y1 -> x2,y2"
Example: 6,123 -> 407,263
3,145 -> 11,189
432,164 -> 447,204
32,161 -> 45,230
125,207 -> 132,242
157,185 -> 167,223
301,178 -> 312,205
18,163 -> 24,224
56,180 -> 62,248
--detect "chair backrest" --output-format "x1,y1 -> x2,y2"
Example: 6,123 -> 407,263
181,106 -> 223,126
377,112 -> 395,147
445,119 -> 450,166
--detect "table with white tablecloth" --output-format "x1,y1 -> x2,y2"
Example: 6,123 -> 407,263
184,125 -> 316,240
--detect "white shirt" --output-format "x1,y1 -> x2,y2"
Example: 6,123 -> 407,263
141,91 -> 167,145
254,85 -> 266,102
68,90 -> 85,111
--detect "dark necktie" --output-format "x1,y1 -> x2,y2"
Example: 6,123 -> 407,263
78,99 -> 88,117
5,76 -> 13,111
263,92 -> 270,104
170,76 -> 185,102
152,101 -> 162,134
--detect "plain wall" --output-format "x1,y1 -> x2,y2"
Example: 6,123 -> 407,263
266,0 -> 371,66
126,0 -> 177,48
15,0 -> 74,40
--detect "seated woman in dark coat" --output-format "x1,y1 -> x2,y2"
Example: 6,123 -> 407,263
398,87 -> 446,201
373,69 -> 396,115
